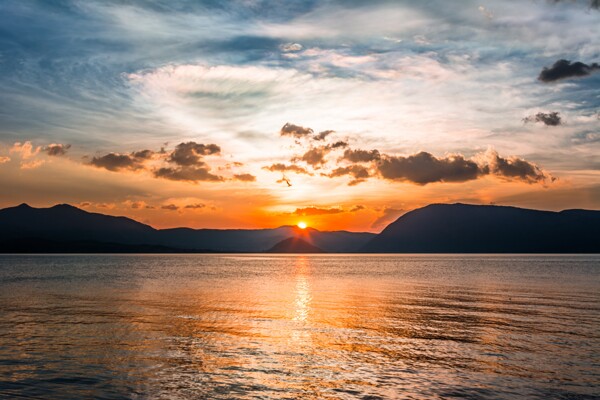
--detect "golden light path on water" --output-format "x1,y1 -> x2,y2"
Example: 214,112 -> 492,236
0,254 -> 599,399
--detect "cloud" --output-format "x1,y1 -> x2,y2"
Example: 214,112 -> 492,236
10,141 -> 40,160
523,112 -> 563,126
184,203 -> 205,209
263,163 -> 312,175
154,166 -> 223,182
328,140 -> 348,149
377,152 -> 482,185
0,156 -> 9,164
9,142 -> 45,169
313,130 -> 334,141
280,43 -> 303,52
371,207 -> 405,230
297,146 -> 329,166
123,200 -> 147,209
161,204 -> 179,211
481,149 -> 550,183
538,59 -> 600,82
293,206 -> 344,216
280,122 -> 313,138
20,160 -> 45,170
324,165 -> 370,185
169,142 -> 220,166
350,205 -> 365,212
233,173 -> 256,182
88,142 -> 253,183
132,149 -> 155,159
342,149 -> 381,163
43,144 -> 71,156
347,149 -> 553,185
90,153 -> 145,172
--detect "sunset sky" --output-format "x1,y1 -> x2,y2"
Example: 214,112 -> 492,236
0,0 -> 598,232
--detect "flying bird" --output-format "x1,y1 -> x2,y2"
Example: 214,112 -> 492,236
277,174 -> 292,187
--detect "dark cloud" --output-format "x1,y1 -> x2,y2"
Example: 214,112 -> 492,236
350,205 -> 365,212
161,204 -> 179,211
523,112 -> 562,126
371,208 -> 405,230
263,163 -> 312,175
280,122 -> 313,138
538,59 -> 600,82
43,143 -> 71,156
484,150 -> 548,183
129,201 -> 145,209
233,173 -> 256,182
324,165 -> 370,185
377,152 -> 481,185
90,148 -> 155,171
88,142 -> 254,184
330,145 -> 551,186
292,141 -> 348,168
90,153 -> 144,171
342,149 -> 381,163
313,130 -> 334,141
185,203 -> 205,209
297,146 -> 329,166
326,165 -> 370,179
132,149 -> 155,159
328,140 -> 348,149
294,206 -> 344,216
169,142 -> 220,166
154,166 -> 224,182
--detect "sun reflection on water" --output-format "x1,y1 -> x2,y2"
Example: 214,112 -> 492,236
293,257 -> 311,323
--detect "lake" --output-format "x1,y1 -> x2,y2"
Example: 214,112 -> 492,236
0,254 -> 598,399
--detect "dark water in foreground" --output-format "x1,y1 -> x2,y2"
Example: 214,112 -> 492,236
0,255 -> 598,399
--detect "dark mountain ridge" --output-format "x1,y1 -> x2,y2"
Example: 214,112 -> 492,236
0,204 -> 374,253
362,203 -> 600,253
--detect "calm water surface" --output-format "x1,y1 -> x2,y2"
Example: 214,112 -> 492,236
0,254 -> 598,399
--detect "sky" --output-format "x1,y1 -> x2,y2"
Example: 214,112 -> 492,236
0,0 -> 598,232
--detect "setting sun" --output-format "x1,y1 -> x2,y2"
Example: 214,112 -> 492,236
297,222 -> 307,229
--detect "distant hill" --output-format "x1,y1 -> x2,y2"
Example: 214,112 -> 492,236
267,237 -> 324,253
362,203 -> 600,253
0,204 -> 374,253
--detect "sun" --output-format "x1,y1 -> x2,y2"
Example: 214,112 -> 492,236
297,222 -> 307,229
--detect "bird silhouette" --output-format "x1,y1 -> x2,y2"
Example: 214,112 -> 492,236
277,174 -> 292,187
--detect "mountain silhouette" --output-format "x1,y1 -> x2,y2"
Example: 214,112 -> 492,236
2,203 -> 598,253
267,237 -> 324,253
0,204 -> 374,253
362,203 -> 600,253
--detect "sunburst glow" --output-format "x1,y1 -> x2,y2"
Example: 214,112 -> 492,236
297,222 -> 307,229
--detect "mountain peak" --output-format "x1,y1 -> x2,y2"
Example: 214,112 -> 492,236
267,237 -> 324,253
51,203 -> 79,210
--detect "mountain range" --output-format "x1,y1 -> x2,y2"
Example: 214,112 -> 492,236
0,203 -> 373,253
0,203 -> 598,253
